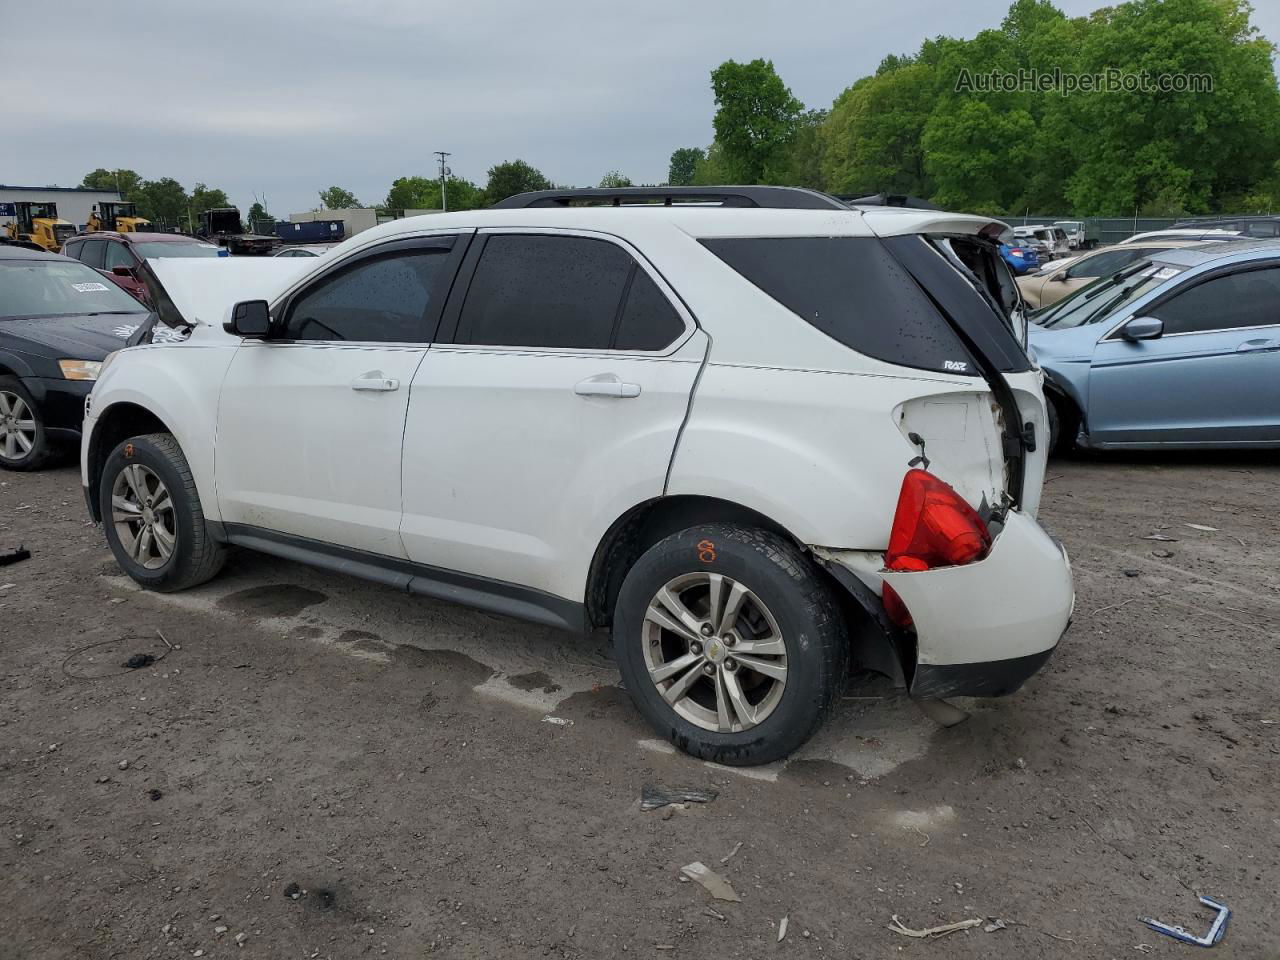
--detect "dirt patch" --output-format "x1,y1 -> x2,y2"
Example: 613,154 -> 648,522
507,669 -> 562,694
217,583 -> 328,618
390,645 -> 494,684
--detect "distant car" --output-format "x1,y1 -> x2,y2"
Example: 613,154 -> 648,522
63,232 -> 225,303
1119,228 -> 1239,245
999,243 -> 1040,275
1029,239 -> 1280,452
1171,216 -> 1280,239
0,246 -> 150,470
273,244 -> 337,258
1053,221 -> 1091,250
1018,243 -> 1180,309
1014,225 -> 1070,257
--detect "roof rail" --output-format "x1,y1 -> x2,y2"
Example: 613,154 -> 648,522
491,185 -> 849,211
838,193 -> 940,211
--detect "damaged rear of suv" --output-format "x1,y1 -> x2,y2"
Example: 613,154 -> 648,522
83,186 -> 1071,766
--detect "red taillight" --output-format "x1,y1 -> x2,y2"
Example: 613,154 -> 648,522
881,469 -> 993,627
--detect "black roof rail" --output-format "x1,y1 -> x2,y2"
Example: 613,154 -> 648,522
837,193 -> 941,211
491,185 -> 849,211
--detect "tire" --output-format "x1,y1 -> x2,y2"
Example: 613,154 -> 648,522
0,376 -> 57,471
99,432 -> 225,592
613,523 -> 847,766
1046,393 -> 1076,456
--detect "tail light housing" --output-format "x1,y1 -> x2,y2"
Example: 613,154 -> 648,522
881,469 -> 993,627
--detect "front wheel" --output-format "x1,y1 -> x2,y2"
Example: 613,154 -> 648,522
99,433 -> 225,592
613,524 -> 847,766
0,377 -> 56,471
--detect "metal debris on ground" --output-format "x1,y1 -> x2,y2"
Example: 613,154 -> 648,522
777,914 -> 789,942
1184,523 -> 1218,532
888,915 -> 983,939
541,716 -> 573,726
679,861 -> 741,902
640,784 -> 718,811
0,546 -> 31,567
719,840 -> 743,864
1141,894 -> 1230,947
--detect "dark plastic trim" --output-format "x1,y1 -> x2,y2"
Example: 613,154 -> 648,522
909,644 -> 1058,699
491,186 -> 849,211
219,523 -> 587,633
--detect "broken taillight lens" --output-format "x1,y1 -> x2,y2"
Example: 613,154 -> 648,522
881,469 -> 993,628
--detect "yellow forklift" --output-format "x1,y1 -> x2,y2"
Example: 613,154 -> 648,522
86,201 -> 151,233
2,202 -> 77,252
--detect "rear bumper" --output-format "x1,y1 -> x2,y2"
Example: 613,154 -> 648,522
823,510 -> 1073,698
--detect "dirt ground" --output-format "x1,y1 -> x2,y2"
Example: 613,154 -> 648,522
2,452 -> 1278,959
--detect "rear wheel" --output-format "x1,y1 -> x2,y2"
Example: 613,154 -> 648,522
0,377 -> 56,471
99,433 -> 225,592
1046,393 -> 1077,455
613,524 -> 847,766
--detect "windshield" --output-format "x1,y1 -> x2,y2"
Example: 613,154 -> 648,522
0,259 -> 147,319
1034,262 -> 1185,330
135,242 -> 222,259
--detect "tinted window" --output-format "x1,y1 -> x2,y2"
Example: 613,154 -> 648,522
1150,267 -> 1280,335
104,242 -> 134,270
1066,247 -> 1147,279
63,238 -> 84,260
456,235 -> 633,349
701,236 -> 977,374
80,239 -> 106,269
615,269 -> 685,351
283,247 -> 450,342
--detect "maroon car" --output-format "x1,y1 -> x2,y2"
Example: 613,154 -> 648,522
62,232 -> 225,303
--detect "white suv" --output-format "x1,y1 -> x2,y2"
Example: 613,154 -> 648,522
82,187 -> 1073,766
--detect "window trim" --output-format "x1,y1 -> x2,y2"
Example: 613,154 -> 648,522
268,232 -> 470,347
434,227 -> 696,358
1102,259 -> 1280,342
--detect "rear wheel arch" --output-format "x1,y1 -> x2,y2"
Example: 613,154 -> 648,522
86,403 -> 174,521
1043,376 -> 1083,453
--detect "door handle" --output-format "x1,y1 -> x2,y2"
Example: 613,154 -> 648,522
1235,338 -> 1280,353
350,373 -> 400,392
574,374 -> 641,399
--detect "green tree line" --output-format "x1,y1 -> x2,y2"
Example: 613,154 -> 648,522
668,0 -> 1280,216
80,169 -> 235,228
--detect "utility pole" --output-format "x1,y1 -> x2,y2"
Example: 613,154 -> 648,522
434,151 -> 451,212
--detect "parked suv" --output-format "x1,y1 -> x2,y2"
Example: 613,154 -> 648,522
63,232 -> 224,302
81,187 -> 1073,765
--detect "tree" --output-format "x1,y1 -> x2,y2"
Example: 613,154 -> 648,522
189,183 -> 231,216
598,170 -> 633,188
248,201 -> 269,223
709,59 -> 804,182
385,175 -> 485,211
482,160 -> 551,204
667,148 -> 704,186
80,168 -> 143,200
132,178 -> 187,227
319,186 -> 361,209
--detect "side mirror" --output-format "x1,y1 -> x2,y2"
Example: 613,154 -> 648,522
1050,271 -> 1067,282
111,266 -> 133,277
224,299 -> 271,338
1120,316 -> 1164,342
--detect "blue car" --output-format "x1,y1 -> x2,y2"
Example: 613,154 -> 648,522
1000,242 -> 1040,275
1029,240 -> 1280,452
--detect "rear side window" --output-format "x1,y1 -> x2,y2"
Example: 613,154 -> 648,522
80,239 -> 106,269
700,236 -> 976,374
1150,266 -> 1280,335
63,238 -> 84,260
105,242 -> 134,271
456,234 -> 681,351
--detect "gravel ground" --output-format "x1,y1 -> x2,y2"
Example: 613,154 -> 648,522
1,452 -> 1277,959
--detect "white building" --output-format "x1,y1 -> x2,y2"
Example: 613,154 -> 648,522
0,184 -> 122,231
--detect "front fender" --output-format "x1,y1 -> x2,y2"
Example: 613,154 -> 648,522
86,341 -> 235,522
0,349 -> 38,379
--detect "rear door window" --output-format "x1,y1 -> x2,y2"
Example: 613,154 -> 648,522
701,236 -> 978,374
80,239 -> 107,269
455,234 -> 634,350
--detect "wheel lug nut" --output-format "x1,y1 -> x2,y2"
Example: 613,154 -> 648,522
699,623 -> 714,637
703,664 -> 716,676
725,659 -> 737,671
724,636 -> 736,647
690,642 -> 702,655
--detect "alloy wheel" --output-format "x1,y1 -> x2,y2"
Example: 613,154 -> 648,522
0,391 -> 37,462
111,464 -> 177,570
642,571 -> 788,733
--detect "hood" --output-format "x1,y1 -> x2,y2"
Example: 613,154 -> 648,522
143,257 -> 313,329
0,312 -> 151,359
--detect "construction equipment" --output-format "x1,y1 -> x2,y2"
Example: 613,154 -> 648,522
1,202 -> 77,252
86,201 -> 151,233
196,207 -> 278,256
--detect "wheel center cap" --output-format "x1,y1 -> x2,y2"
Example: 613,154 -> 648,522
142,507 -> 154,524
704,638 -> 726,664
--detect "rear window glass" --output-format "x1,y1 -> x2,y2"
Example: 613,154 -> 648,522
699,236 -> 977,375
0,259 -> 148,319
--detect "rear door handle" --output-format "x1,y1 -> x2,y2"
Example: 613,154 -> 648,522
350,373 -> 400,392
574,374 -> 641,399
1236,338 -> 1280,353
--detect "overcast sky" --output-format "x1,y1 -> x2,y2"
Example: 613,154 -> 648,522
3,0 -> 1278,216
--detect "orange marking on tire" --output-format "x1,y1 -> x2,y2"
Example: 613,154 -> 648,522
697,539 -> 717,563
